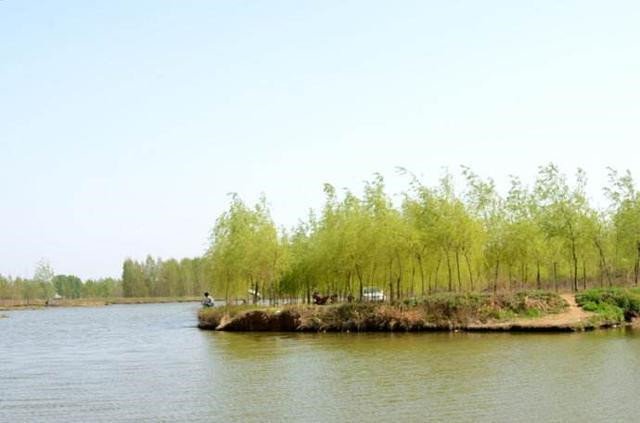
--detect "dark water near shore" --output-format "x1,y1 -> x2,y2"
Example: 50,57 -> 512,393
2,303 -> 640,422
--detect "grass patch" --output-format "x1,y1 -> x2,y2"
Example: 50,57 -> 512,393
576,288 -> 640,324
419,291 -> 565,324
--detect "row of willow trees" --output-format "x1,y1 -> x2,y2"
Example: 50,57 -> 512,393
208,165 -> 640,303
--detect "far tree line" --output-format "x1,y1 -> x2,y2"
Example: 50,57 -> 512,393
0,257 -> 210,302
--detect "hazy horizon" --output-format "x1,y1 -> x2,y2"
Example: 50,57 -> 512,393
2,1 -> 639,279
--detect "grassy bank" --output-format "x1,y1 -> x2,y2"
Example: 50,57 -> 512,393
198,291 -> 573,332
576,288 -> 640,325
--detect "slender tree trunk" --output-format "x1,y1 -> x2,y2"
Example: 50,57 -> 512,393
494,257 -> 500,294
446,251 -> 453,292
410,262 -> 416,298
417,254 -> 425,296
553,262 -> 558,292
464,252 -> 474,292
369,262 -> 378,291
635,241 -> 640,286
253,280 -> 259,305
536,262 -> 541,290
434,257 -> 441,294
356,264 -> 364,301
582,260 -> 587,290
595,240 -> 607,288
571,241 -> 578,292
396,251 -> 403,300
225,276 -> 230,304
388,260 -> 394,302
455,249 -> 462,292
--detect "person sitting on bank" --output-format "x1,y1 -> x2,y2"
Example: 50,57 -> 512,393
202,292 -> 214,308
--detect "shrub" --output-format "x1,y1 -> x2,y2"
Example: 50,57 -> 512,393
576,288 -> 640,323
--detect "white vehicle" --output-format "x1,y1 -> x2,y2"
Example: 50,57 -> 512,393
362,287 -> 384,301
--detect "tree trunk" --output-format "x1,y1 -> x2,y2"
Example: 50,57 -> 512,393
410,263 -> 415,298
571,241 -> 578,292
434,257 -> 441,294
635,241 -> 640,286
396,251 -> 403,300
536,262 -> 541,290
446,251 -> 453,292
582,260 -> 587,290
388,260 -> 394,302
253,280 -> 259,305
464,252 -> 474,291
494,257 -> 500,293
553,262 -> 558,292
417,254 -> 425,296
356,264 -> 364,301
455,250 -> 462,292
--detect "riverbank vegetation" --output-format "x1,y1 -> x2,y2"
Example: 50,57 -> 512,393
208,165 -> 640,303
576,288 -> 640,324
5,165 -> 640,307
198,291 -> 571,332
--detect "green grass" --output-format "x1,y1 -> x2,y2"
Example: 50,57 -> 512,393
419,291 -> 566,323
576,288 -> 640,324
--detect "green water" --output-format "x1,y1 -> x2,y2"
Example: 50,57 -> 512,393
2,303 -> 639,422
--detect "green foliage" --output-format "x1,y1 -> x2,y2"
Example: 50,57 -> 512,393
12,164 -> 640,303
121,256 -> 210,298
52,275 -> 82,299
419,291 -> 565,323
576,288 -> 640,323
200,165 -> 640,303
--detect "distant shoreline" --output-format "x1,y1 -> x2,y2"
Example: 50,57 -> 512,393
0,297 -> 200,311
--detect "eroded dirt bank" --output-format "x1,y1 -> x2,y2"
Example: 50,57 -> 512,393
198,292 -> 609,333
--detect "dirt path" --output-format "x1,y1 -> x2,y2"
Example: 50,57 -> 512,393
466,293 -> 595,331
517,293 -> 592,327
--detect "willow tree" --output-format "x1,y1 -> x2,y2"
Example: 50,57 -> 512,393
463,168 -> 507,291
207,194 -> 283,303
606,169 -> 640,285
362,175 -> 407,300
534,165 -> 595,292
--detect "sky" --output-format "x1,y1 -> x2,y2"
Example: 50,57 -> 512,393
1,1 -> 639,279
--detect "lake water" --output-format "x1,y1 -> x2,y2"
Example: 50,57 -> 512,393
2,303 -> 640,422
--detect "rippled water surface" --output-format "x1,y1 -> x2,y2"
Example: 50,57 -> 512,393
2,303 -> 640,422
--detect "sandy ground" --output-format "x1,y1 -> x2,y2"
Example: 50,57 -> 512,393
466,293 -> 595,331
516,293 -> 592,326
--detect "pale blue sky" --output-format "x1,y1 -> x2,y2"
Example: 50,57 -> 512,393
1,1 -> 639,279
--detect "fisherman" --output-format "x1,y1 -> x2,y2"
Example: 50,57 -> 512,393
202,292 -> 214,308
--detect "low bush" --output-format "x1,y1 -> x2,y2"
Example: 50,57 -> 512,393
576,288 -> 640,323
